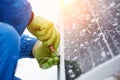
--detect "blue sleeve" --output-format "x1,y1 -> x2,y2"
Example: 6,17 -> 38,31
0,0 -> 32,35
20,34 -> 38,58
14,76 -> 21,80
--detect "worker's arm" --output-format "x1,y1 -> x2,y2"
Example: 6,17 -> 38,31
27,16 -> 60,69
20,34 -> 38,58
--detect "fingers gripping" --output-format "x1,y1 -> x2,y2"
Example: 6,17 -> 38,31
28,16 -> 60,49
35,24 -> 53,37
37,27 -> 53,41
40,55 -> 59,69
27,16 -> 54,36
42,28 -> 57,46
36,23 -> 60,49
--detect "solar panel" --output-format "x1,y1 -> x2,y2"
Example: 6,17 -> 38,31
62,0 -> 120,79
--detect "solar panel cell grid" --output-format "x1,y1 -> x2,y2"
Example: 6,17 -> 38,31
63,0 -> 120,74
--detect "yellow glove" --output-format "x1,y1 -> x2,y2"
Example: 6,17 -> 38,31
27,16 -> 60,49
32,41 -> 59,69
27,16 -> 60,69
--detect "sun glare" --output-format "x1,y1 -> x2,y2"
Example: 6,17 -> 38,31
64,0 -> 74,6
28,0 -> 60,24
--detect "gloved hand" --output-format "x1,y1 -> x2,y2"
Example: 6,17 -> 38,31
27,16 -> 60,69
27,16 -> 60,49
32,41 -> 59,69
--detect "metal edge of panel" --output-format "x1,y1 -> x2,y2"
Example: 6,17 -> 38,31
58,0 -> 66,80
75,54 -> 120,80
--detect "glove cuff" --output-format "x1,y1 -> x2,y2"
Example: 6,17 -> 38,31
32,41 -> 51,58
